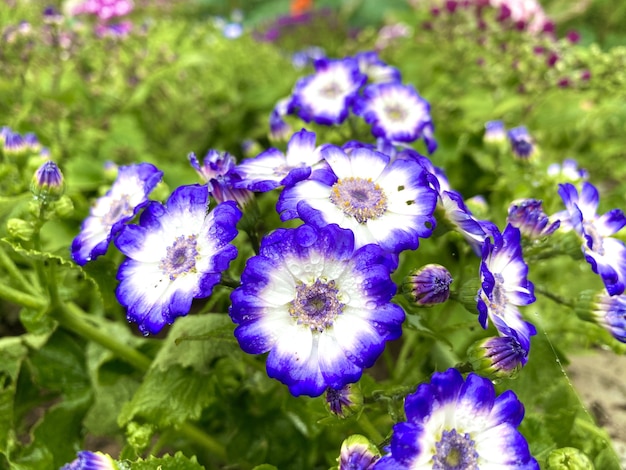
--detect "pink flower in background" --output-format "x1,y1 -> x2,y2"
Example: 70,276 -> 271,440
72,0 -> 134,22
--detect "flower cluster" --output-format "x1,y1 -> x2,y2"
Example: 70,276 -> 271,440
71,0 -> 134,37
273,52 -> 436,154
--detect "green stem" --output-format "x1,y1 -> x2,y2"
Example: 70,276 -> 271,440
177,422 -> 227,461
535,286 -> 574,309
431,341 -> 462,370
393,330 -> 416,380
0,246 -> 38,295
58,302 -> 152,371
220,275 -> 240,289
0,283 -> 47,310
357,413 -> 384,444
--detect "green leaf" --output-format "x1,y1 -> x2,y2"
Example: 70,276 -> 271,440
126,452 -> 205,470
118,365 -> 217,429
152,314 -> 241,374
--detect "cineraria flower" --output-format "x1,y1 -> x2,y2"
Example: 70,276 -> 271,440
477,224 -> 537,348
229,224 -> 404,397
189,149 -> 237,183
373,368 -> 538,469
338,435 -> 381,470
437,189 -> 497,254
547,158 -> 588,182
507,199 -> 560,239
355,51 -> 402,84
288,57 -> 367,126
557,182 -> 626,296
507,126 -> 537,160
71,163 -> 163,265
483,120 -> 507,144
353,82 -> 437,153
402,264 -> 453,307
291,46 -> 326,69
269,97 -> 292,141
115,185 -> 241,335
278,145 -> 437,254
576,290 -> 626,343
94,20 -> 132,38
234,129 -> 324,192
61,450 -> 117,470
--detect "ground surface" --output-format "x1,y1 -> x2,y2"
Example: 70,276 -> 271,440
568,349 -> 626,468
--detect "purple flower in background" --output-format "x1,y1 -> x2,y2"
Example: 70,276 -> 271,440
484,120 -> 506,144
558,182 -> 626,296
278,145 -> 437,254
269,97 -> 293,141
288,57 -> 366,126
189,149 -> 237,183
547,158 -> 588,182
355,51 -> 402,84
229,224 -> 404,397
507,126 -> 537,160
71,163 -> 163,265
234,129 -> 324,192
477,224 -> 537,349
373,368 -> 538,469
468,332 -> 529,379
353,82 -> 436,153
115,185 -> 241,335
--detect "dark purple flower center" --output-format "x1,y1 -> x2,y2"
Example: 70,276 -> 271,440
330,177 -> 388,224
160,235 -> 199,281
289,279 -> 344,331
432,429 -> 479,470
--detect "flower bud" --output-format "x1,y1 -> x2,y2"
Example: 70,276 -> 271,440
336,435 -> 380,470
51,195 -> 75,218
31,160 -> 65,202
7,218 -> 35,241
402,264 -> 453,307
451,278 -> 481,314
507,126 -> 538,161
546,447 -> 594,470
467,334 -> 528,380
325,383 -> 363,419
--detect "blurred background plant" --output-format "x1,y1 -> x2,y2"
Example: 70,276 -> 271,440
1,0 -> 625,469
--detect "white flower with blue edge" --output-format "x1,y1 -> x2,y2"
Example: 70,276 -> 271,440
278,145 -> 437,255
115,184 -> 241,335
71,163 -> 163,265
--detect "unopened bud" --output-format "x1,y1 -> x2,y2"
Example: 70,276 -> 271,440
325,383 -> 363,419
546,447 -> 593,470
31,160 -> 65,203
402,264 -> 453,307
7,218 -> 34,241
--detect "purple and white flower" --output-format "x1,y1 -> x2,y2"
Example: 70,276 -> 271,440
115,185 -> 241,335
229,224 -> 404,397
577,291 -> 626,343
61,451 -> 116,470
71,163 -> 163,265
355,51 -> 402,84
507,126 -> 537,160
558,182 -> 626,296
507,198 -> 560,239
477,224 -> 537,349
353,82 -> 437,153
373,368 -> 538,469
234,129 -> 324,192
287,57 -> 367,126
278,145 -> 437,254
